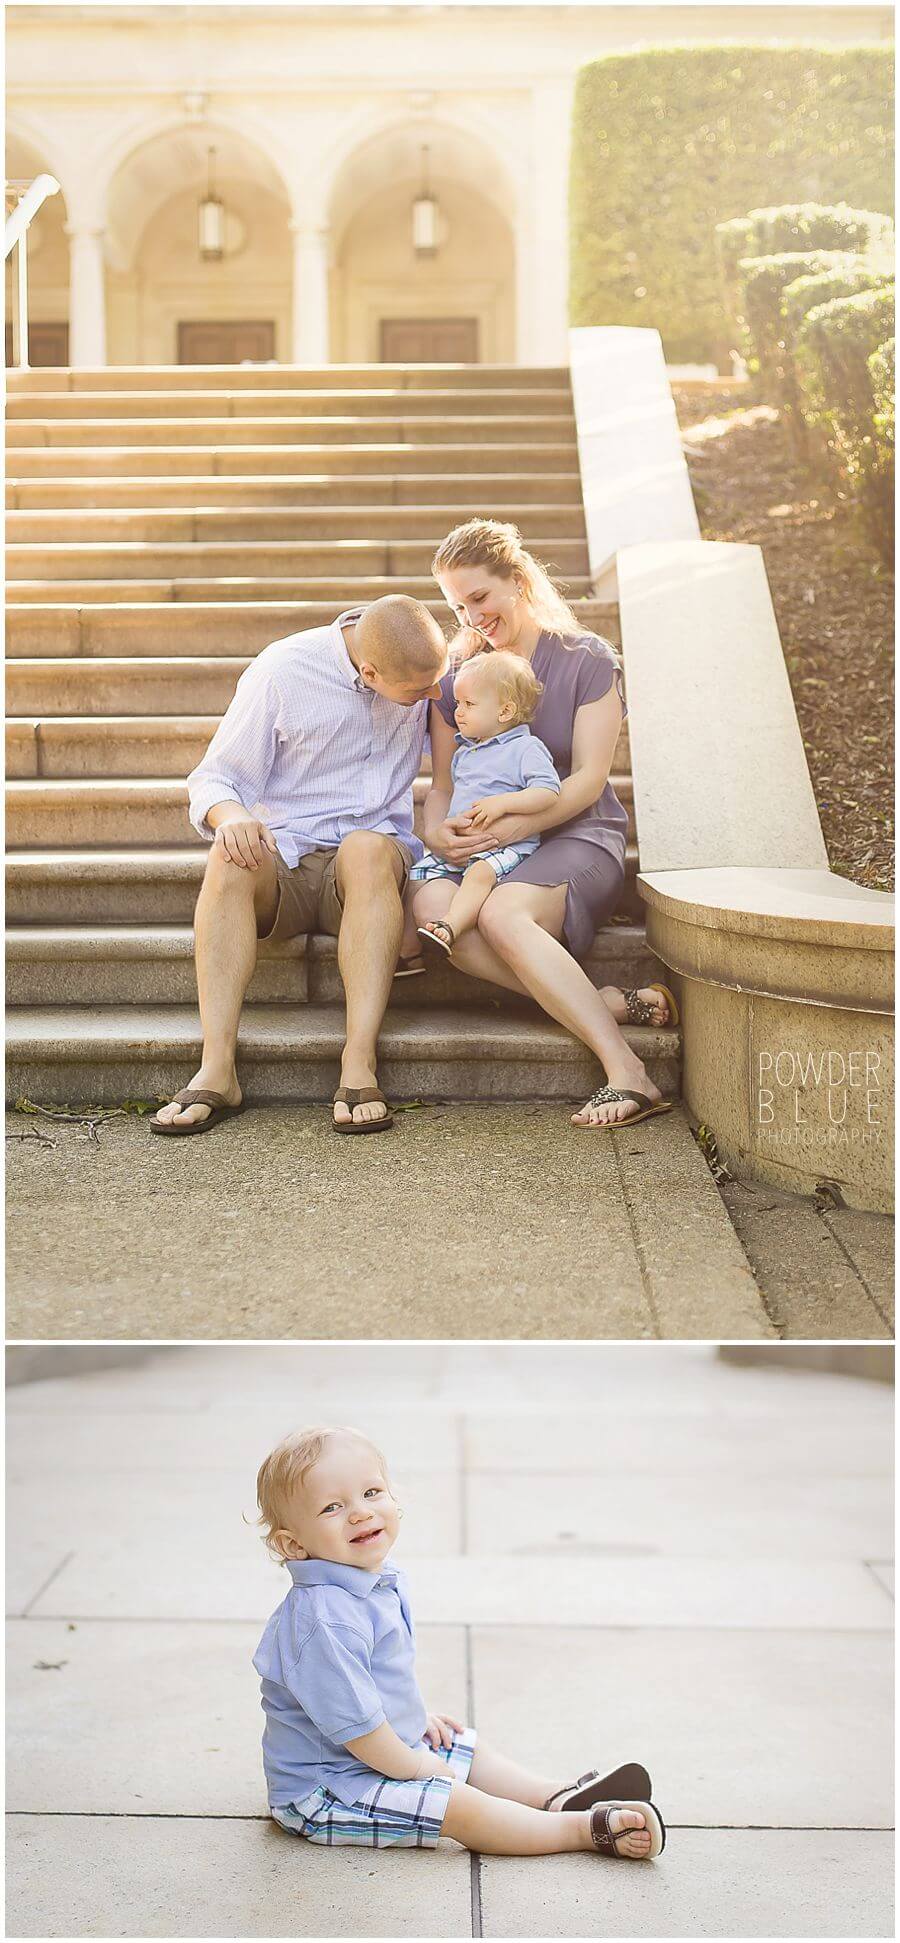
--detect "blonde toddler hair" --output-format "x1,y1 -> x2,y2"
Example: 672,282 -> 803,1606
256,1425 -> 390,1562
456,650 -> 542,728
432,517 -> 580,654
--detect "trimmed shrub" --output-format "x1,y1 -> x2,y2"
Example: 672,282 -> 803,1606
716,202 -> 894,331
778,260 -> 892,450
739,249 -> 866,375
797,285 -> 896,550
569,46 -> 894,363
869,336 -> 895,465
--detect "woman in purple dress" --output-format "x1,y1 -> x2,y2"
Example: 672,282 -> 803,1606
412,518 -> 675,1130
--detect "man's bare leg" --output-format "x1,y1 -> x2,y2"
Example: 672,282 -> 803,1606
333,832 -> 406,1127
442,1783 -> 651,1857
152,846 -> 279,1129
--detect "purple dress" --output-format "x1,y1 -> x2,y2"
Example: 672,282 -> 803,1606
433,629 -> 628,960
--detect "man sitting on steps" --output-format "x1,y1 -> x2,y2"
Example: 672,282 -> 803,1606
149,596 -> 449,1137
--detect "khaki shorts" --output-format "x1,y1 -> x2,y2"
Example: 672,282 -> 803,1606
259,838 -> 415,946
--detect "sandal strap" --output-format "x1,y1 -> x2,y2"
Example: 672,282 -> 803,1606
172,1088 -> 231,1110
544,1768 -> 600,1811
586,1087 -> 652,1112
590,1806 -> 622,1857
334,1088 -> 386,1108
624,986 -> 655,1026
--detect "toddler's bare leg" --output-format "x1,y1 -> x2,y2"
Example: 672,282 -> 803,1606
468,1739 -> 563,1809
442,860 -> 499,941
442,1785 -> 650,1858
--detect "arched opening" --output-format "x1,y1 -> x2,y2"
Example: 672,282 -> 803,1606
328,123 -> 516,364
5,133 -> 69,364
105,124 -> 293,364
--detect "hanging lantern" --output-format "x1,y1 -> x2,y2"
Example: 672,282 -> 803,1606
412,145 -> 441,257
198,146 -> 225,261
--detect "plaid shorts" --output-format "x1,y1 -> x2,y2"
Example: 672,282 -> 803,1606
410,842 -> 538,886
270,1728 -> 477,1848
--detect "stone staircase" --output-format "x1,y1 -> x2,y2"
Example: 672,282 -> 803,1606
6,363 -> 680,1104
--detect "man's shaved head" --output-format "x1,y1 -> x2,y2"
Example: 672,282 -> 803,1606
355,595 -> 448,681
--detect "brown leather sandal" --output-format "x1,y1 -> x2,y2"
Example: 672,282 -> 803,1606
544,1762 -> 652,1812
590,1800 -> 666,1859
148,1089 -> 246,1136
417,919 -> 455,966
332,1087 -> 394,1135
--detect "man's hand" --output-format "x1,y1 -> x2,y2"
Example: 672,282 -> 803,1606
212,809 -> 278,871
468,795 -> 510,829
423,1711 -> 464,1750
427,817 -> 497,866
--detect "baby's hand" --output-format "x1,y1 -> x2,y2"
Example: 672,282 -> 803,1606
424,1711 -> 464,1750
469,795 -> 509,828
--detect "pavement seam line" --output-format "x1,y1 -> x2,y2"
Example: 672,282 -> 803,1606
5,1813 -> 894,1832
608,1133 -> 659,1335
464,1623 -> 483,1938
20,1550 -> 75,1618
863,1558 -> 895,1603
820,1210 -> 892,1331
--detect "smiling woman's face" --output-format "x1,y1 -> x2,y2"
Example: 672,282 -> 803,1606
276,1433 -> 399,1569
438,562 -> 528,650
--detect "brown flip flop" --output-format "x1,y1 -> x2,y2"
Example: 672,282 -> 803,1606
590,1800 -> 666,1860
575,1087 -> 674,1130
544,1762 -> 652,1811
149,1088 -> 246,1136
333,1087 -> 394,1135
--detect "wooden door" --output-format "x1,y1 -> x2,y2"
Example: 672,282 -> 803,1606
5,321 -> 69,366
177,320 -> 276,364
379,318 -> 479,363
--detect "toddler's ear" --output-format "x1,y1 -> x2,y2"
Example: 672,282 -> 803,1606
273,1528 -> 308,1561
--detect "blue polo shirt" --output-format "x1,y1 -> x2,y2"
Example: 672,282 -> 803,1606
448,724 -> 560,822
253,1557 -> 428,1807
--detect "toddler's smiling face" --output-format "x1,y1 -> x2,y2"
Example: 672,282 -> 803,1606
274,1431 -> 399,1570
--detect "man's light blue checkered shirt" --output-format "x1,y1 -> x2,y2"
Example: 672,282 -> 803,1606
187,609 -> 427,867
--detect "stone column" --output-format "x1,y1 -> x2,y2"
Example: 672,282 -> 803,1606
528,78 -> 574,364
291,222 -> 330,365
67,225 -> 107,367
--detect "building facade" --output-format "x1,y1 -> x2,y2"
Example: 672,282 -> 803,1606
6,2 -> 891,367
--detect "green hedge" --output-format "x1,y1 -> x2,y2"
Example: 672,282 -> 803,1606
739,249 -> 864,376
569,45 -> 894,363
797,286 -> 896,548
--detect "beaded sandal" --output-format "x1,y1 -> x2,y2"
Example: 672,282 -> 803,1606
623,983 -> 680,1028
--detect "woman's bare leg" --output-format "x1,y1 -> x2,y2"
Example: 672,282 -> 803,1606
412,878 -> 529,997
476,885 -> 663,1127
442,1784 -> 651,1858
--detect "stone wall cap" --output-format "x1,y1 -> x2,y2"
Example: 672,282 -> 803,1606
639,866 -> 894,949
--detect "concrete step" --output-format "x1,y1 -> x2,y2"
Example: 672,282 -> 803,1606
5,1003 -> 679,1105
7,414 -> 578,449
7,713 -> 631,780
6,846 -> 646,923
6,575 -> 593,606
5,443 -> 581,481
6,505 -> 585,544
6,922 -> 656,1007
5,776 -> 637,847
8,364 -> 569,394
7,473 -> 585,512
7,387 -> 573,421
7,597 -> 619,666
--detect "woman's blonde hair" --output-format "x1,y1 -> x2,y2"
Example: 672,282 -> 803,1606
456,650 -> 542,727
256,1425 -> 390,1562
432,517 -> 581,658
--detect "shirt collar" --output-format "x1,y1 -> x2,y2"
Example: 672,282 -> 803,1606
453,723 -> 529,751
287,1557 -> 399,1598
330,608 -> 368,693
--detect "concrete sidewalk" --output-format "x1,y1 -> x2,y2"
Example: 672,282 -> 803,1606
5,1105 -> 893,1339
6,1344 -> 894,1938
